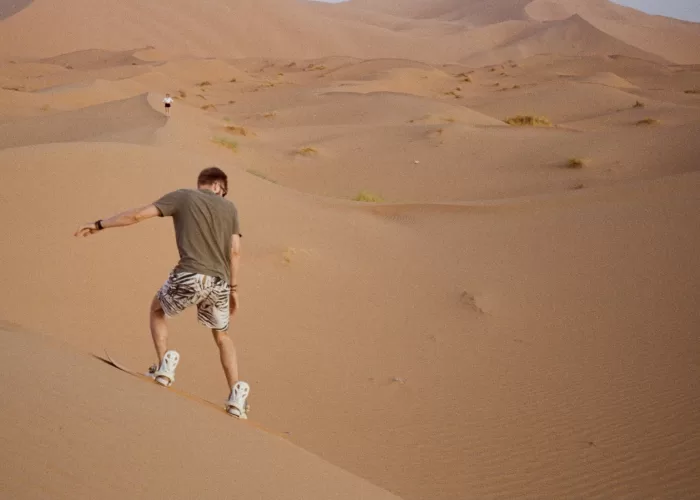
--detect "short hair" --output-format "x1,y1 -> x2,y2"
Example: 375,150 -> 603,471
197,166 -> 228,193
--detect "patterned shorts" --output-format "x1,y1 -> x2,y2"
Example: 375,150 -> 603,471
157,272 -> 230,331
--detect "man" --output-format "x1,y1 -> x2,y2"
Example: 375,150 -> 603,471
74,167 -> 250,419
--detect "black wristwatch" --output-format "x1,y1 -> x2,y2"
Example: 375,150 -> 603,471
95,220 -> 104,230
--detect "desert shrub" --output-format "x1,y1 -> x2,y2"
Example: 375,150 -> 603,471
566,158 -> 586,169
353,191 -> 384,202
636,118 -> 660,126
505,115 -> 552,127
296,146 -> 318,156
225,125 -> 252,136
211,137 -> 237,151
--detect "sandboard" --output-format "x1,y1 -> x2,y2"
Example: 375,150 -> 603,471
92,350 -> 282,437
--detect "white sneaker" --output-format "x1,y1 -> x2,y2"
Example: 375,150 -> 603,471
153,350 -> 180,387
226,381 -> 250,419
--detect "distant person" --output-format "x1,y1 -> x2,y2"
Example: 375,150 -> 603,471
74,167 -> 250,419
163,93 -> 173,115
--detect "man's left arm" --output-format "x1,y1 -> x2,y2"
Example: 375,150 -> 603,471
74,204 -> 161,237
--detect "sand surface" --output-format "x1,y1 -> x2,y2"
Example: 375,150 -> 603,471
1,1 -> 699,499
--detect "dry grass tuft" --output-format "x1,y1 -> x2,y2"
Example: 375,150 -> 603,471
225,125 -> 253,137
499,84 -> 521,92
283,247 -> 296,264
566,158 -> 586,169
504,115 -> 552,127
305,64 -> 326,71
296,146 -> 318,156
353,191 -> 384,203
456,72 -> 473,83
460,291 -> 485,314
636,118 -> 660,126
211,137 -> 238,152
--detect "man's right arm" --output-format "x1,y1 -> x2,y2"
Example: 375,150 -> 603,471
229,234 -> 241,315
230,234 -> 241,288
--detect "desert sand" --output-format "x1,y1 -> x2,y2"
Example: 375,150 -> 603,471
1,1 -> 699,499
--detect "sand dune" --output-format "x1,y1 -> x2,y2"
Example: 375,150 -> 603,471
0,93 -> 165,149
2,0 -> 700,65
0,0 -> 31,20
576,71 -> 638,89
1,1 -> 700,499
0,328 -> 400,500
0,0 -> 414,60
351,0 -> 534,25
462,14 -> 665,66
40,48 -> 147,71
347,0 -> 700,64
1,139 -> 699,499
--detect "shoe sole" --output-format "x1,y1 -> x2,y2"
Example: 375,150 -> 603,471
155,375 -> 172,387
226,406 -> 248,419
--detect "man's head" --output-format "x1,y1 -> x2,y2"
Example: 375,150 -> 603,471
166,93 -> 170,97
197,166 -> 228,197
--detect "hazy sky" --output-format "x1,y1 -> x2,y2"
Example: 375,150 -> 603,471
317,0 -> 700,23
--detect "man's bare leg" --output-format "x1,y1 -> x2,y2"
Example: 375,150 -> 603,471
150,295 -> 169,363
212,329 -> 239,388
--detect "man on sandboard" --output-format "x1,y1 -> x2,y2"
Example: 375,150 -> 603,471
74,167 -> 250,419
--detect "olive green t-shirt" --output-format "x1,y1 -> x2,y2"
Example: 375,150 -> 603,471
154,189 -> 241,283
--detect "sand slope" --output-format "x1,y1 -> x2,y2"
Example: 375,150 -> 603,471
1,138 -> 699,500
0,0 -> 412,60
0,93 -> 166,149
462,14 -> 665,66
0,0 -> 31,20
0,327 -> 400,500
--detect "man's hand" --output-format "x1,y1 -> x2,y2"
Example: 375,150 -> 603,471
74,222 -> 101,238
229,290 -> 239,316
74,205 -> 160,239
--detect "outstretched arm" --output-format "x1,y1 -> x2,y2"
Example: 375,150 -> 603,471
74,204 -> 161,237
